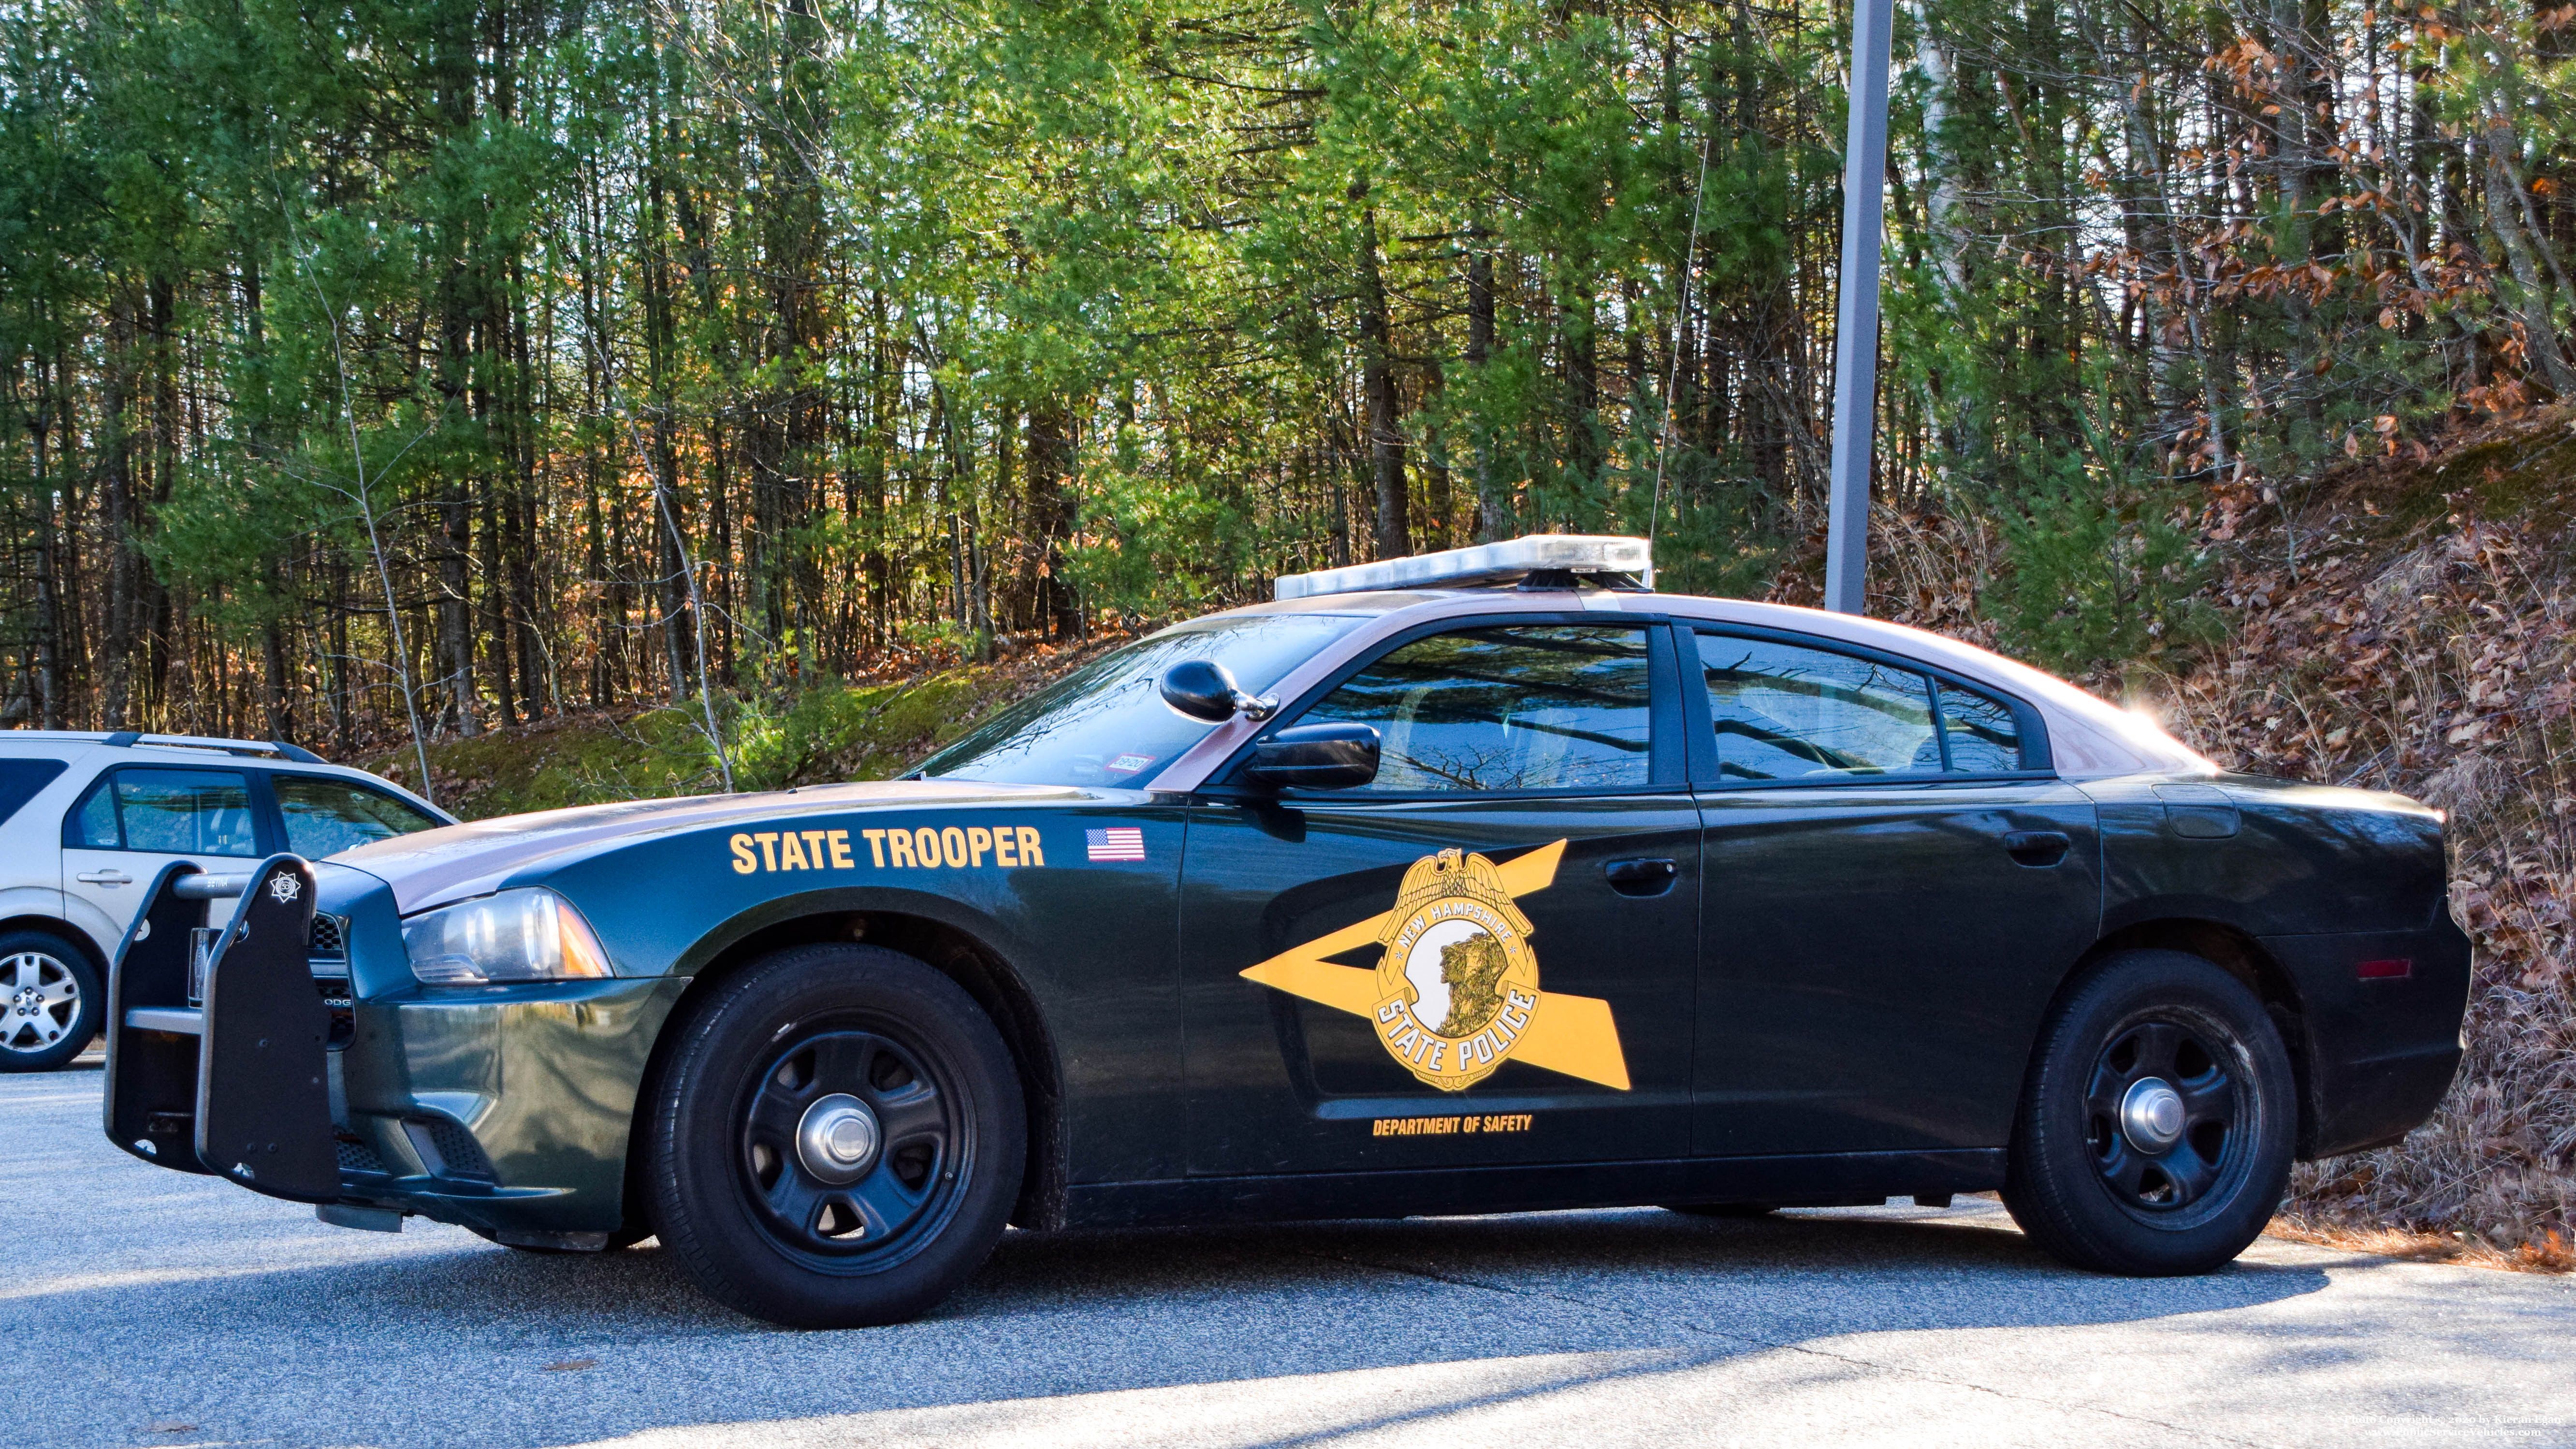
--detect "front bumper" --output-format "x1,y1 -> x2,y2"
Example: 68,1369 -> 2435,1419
107,860 -> 685,1248
332,975 -> 685,1244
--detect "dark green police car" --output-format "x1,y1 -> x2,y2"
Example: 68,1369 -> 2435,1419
103,536 -> 2468,1327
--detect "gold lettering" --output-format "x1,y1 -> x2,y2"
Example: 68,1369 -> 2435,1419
967,826 -> 992,867
913,827 -> 940,868
862,829 -> 888,867
828,830 -> 855,869
888,830 -> 918,869
755,833 -> 781,872
803,830 -> 831,867
994,828 -> 1018,868
730,834 -> 757,875
940,827 -> 968,868
778,832 -> 811,871
1017,826 -> 1045,866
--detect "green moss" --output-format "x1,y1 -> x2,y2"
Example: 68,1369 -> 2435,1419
370,661 -> 1050,822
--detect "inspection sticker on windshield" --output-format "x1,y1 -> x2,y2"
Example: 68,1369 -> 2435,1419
1104,753 -> 1155,775
1086,827 -> 1147,862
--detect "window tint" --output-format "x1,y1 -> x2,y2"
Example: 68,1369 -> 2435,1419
0,758 -> 67,827
276,776 -> 443,857
1938,683 -> 2025,772
81,769 -> 259,856
1295,624 -> 1653,793
1697,634 -> 1941,780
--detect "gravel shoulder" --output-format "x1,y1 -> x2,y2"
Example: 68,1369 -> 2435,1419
8,1065 -> 2573,1449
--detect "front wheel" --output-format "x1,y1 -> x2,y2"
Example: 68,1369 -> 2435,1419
642,944 -> 1024,1328
2002,949 -> 2295,1275
0,931 -> 102,1073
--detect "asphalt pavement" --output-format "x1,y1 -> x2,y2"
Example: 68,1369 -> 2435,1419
8,1062 -> 2575,1449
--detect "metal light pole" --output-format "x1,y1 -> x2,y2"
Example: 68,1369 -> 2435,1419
1824,0 -> 1896,616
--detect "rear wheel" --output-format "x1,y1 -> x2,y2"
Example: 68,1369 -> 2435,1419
2003,950 -> 2295,1275
642,944 -> 1023,1328
0,931 -> 101,1073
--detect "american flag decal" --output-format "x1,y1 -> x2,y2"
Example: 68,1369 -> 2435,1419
1086,826 -> 1146,862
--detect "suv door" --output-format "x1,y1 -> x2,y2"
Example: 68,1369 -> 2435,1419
1181,616 -> 1700,1177
61,767 -> 267,940
1688,627 -> 2101,1158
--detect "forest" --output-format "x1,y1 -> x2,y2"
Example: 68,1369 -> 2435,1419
0,0 -> 2570,761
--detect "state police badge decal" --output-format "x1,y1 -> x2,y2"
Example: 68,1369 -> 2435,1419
1372,848 -> 1539,1090
1239,839 -> 1631,1093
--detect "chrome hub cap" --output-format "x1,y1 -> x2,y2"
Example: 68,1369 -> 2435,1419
0,953 -> 77,1052
2086,1019 -> 2243,1213
2120,1077 -> 2186,1153
795,1094 -> 882,1184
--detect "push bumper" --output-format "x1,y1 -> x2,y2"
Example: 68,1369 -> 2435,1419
106,862 -> 685,1247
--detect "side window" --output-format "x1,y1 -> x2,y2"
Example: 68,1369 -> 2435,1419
275,776 -> 443,857
1294,624 -> 1654,793
72,769 -> 260,857
0,758 -> 67,827
1696,633 -> 1941,781
72,778 -> 119,847
1937,682 -> 2025,772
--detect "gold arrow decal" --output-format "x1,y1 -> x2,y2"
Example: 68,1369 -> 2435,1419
1239,839 -> 1631,1091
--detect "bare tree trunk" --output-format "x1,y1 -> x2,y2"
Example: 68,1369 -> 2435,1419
1354,199 -> 1407,560
1467,228 -> 1506,541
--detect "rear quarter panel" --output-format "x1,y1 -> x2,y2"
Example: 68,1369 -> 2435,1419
2084,773 -> 2467,1156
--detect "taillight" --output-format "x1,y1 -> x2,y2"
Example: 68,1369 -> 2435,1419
2355,958 -> 2413,980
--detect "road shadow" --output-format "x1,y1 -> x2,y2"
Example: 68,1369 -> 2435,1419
10,1202 -> 2342,1449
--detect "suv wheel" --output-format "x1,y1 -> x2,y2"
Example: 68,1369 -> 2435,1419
2002,949 -> 2295,1275
642,944 -> 1024,1328
0,930 -> 102,1073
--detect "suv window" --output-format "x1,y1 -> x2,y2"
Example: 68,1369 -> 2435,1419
1696,633 -> 1942,780
1293,624 -> 1654,793
275,776 -> 442,856
0,758 -> 68,826
71,768 -> 260,856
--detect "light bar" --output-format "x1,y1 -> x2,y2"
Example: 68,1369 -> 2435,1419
1274,534 -> 1651,601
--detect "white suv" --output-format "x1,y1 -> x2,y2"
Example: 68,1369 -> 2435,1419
0,731 -> 453,1071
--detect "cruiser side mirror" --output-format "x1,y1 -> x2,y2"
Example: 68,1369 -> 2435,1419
1243,723 -> 1380,791
1160,660 -> 1276,723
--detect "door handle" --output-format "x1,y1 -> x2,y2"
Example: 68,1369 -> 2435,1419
1603,857 -> 1679,897
76,869 -> 133,887
2002,831 -> 2072,868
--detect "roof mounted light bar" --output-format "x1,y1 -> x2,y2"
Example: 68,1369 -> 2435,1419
1274,534 -> 1652,601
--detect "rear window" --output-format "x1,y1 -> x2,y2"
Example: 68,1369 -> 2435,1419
0,758 -> 68,826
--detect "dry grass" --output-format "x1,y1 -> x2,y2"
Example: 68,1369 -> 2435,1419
2266,1216 -> 2576,1273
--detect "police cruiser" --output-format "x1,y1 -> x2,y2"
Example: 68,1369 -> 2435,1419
102,535 -> 2468,1327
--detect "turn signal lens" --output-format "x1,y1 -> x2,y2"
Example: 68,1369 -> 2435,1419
2355,957 -> 2414,980
403,889 -> 613,985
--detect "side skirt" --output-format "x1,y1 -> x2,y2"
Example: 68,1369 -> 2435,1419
1059,1149 -> 2007,1231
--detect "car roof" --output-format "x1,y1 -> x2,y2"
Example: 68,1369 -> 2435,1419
1147,585 -> 2213,789
0,730 -> 454,821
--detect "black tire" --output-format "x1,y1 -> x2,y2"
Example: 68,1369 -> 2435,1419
2002,949 -> 2295,1275
1662,1203 -> 1779,1218
641,944 -> 1023,1328
0,930 -> 102,1073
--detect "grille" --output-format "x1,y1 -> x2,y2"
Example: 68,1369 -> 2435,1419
308,913 -> 349,958
335,1138 -> 387,1174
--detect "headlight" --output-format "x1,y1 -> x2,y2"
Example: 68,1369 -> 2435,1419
402,888 -> 613,985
